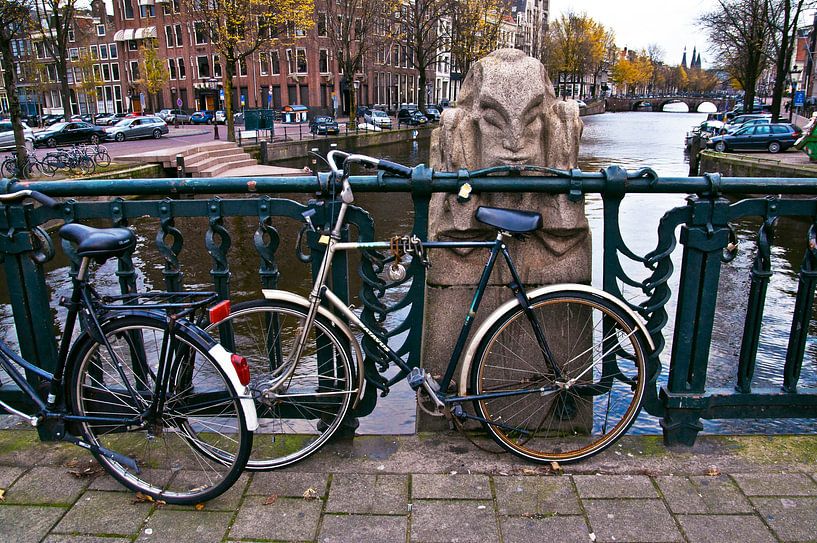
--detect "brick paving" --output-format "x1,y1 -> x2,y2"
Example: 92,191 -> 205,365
2,429 -> 817,542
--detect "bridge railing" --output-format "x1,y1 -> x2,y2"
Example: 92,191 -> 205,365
1,169 -> 817,444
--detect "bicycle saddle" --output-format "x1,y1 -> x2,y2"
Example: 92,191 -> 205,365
58,223 -> 136,260
475,206 -> 543,234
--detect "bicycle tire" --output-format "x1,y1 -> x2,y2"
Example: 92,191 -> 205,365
95,150 -> 111,167
76,155 -> 95,176
205,299 -> 355,470
469,290 -> 648,463
1,158 -> 17,178
69,314 -> 252,503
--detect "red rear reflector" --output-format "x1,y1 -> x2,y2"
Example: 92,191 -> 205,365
231,354 -> 250,386
209,300 -> 231,325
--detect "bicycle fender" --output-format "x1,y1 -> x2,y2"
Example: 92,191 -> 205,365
457,284 -> 656,396
207,343 -> 259,432
261,289 -> 366,409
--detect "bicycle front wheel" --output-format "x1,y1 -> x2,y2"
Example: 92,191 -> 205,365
470,290 -> 648,463
69,315 -> 252,503
205,300 -> 356,470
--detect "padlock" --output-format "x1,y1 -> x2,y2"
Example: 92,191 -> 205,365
387,262 -> 407,281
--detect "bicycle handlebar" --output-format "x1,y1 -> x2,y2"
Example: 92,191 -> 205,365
0,190 -> 59,209
326,150 -> 412,179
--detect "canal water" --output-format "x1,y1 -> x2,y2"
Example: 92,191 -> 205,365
2,111 -> 815,435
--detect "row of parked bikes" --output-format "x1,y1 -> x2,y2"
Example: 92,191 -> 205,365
1,144 -> 111,178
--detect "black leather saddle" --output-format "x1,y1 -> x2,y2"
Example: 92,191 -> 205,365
475,206 -> 543,234
59,224 -> 136,260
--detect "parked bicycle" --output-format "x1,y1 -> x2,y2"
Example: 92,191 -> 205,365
1,150 -> 56,178
42,146 -> 96,176
0,190 -> 256,503
205,150 -> 655,471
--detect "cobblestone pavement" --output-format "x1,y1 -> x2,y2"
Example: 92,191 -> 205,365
1,429 -> 817,542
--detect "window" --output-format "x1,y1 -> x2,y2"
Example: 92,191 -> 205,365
90,45 -> 98,60
111,63 -> 120,81
317,13 -> 327,37
178,57 -> 186,79
238,57 -> 247,77
174,24 -> 183,47
98,44 -> 107,60
128,40 -> 138,51
97,24 -> 106,36
109,43 -> 118,59
197,55 -> 210,78
259,52 -> 269,75
213,54 -> 222,78
285,49 -> 294,74
123,0 -> 134,19
270,51 -> 280,75
68,28 -> 75,42
296,48 -> 307,74
165,26 -> 174,48
35,42 -> 44,59
319,49 -> 329,74
130,60 -> 139,81
102,64 -> 111,81
69,48 -> 79,61
194,22 -> 208,45
139,4 -> 155,17
168,58 -> 177,80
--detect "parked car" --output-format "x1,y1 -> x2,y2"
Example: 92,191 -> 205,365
423,106 -> 441,121
106,116 -> 168,142
707,123 -> 801,153
0,120 -> 34,150
364,108 -> 392,128
575,99 -> 588,108
397,108 -> 428,126
725,117 -> 771,134
726,113 -> 771,128
157,109 -> 191,124
215,110 -> 227,124
96,113 -> 128,126
70,113 -> 94,124
33,121 -> 106,148
309,115 -> 340,135
190,110 -> 215,124
42,114 -> 64,127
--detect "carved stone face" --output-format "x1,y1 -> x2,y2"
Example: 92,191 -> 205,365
427,48 -> 591,285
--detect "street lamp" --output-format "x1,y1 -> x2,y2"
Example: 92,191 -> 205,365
207,78 -> 220,140
789,66 -> 803,122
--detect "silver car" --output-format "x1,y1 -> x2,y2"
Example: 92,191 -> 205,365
364,109 -> 392,128
105,116 -> 169,142
0,120 -> 34,150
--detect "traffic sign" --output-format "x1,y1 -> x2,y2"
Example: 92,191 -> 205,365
219,89 -> 225,100
176,98 -> 182,107
240,96 -> 246,107
795,90 -> 806,107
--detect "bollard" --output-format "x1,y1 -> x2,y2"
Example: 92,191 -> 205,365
260,141 -> 268,165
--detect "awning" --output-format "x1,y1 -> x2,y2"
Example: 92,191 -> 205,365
282,105 -> 309,112
113,27 -> 157,41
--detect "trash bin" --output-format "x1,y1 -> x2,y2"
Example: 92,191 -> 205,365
281,104 -> 309,123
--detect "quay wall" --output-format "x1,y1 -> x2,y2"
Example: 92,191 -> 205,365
699,151 -> 817,179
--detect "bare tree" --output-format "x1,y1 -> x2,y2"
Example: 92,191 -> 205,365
32,0 -> 82,120
646,43 -> 665,94
319,0 -> 394,128
764,0 -> 814,121
397,0 -> 451,110
700,0 -> 774,113
0,0 -> 33,175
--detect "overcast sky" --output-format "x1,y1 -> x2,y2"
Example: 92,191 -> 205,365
550,0 -> 719,68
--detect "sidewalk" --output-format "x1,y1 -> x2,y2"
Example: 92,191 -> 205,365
1,429 -> 816,542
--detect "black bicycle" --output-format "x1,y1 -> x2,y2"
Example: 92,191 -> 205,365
0,190 -> 255,503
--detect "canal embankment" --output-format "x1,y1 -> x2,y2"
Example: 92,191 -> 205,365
699,149 -> 817,179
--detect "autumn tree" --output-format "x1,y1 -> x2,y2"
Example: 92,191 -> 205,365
449,0 -> 508,76
0,0 -> 32,175
319,0 -> 395,128
545,12 -> 614,98
182,0 -> 314,141
32,0 -> 84,120
764,0 -> 813,121
700,0 -> 774,113
610,50 -> 654,95
136,40 -> 169,113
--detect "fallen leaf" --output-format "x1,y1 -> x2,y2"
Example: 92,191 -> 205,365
550,461 -> 562,473
0,488 -> 5,502
706,466 -> 721,477
195,503 -> 205,511
303,488 -> 318,500
133,492 -> 154,503
263,494 -> 279,506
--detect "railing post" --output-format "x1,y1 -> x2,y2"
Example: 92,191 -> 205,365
660,191 -> 731,446
260,140 -> 268,165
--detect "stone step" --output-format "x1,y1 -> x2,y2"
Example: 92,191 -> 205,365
182,148 -> 249,170
196,158 -> 259,177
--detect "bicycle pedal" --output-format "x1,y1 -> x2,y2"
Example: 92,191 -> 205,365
407,367 -> 425,390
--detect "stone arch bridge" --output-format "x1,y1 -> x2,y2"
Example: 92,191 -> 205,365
605,96 -> 727,112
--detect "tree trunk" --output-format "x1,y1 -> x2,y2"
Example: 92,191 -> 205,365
56,57 -> 72,119
346,73 -> 357,130
418,67 -> 427,110
224,57 -> 235,143
0,34 -> 29,177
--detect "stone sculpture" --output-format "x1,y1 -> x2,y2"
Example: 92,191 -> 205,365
420,48 -> 591,429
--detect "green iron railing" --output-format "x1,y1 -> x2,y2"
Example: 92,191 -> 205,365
2,167 -> 817,445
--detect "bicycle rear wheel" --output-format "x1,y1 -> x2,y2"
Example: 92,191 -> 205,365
69,315 -> 252,503
470,290 -> 648,463
205,300 -> 356,470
